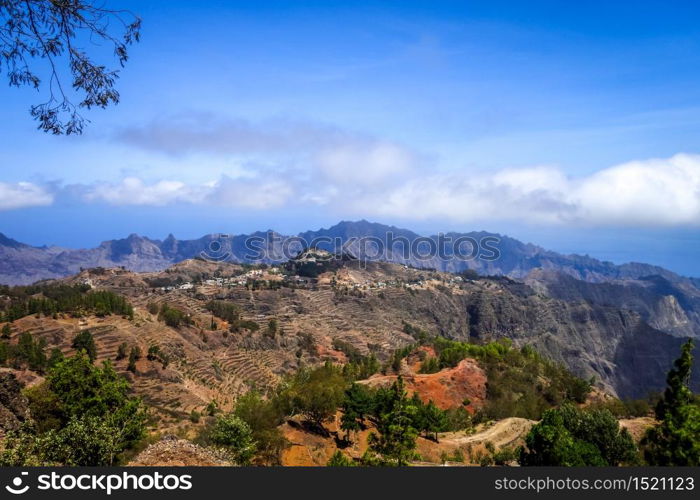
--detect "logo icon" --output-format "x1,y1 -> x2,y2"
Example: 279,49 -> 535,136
6,472 -> 29,495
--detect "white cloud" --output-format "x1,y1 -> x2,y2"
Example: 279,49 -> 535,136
115,114 -> 421,189
573,155 -> 700,225
0,182 -> 54,210
208,176 -> 294,209
362,153 -> 700,226
75,153 -> 700,227
315,141 -> 415,185
82,175 -> 294,210
83,177 -> 207,206
7,146 -> 700,229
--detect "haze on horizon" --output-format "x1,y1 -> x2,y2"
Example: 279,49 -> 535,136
2,1 -> 700,275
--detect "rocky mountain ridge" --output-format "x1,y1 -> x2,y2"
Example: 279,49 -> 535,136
0,220 -> 695,285
3,221 -> 699,343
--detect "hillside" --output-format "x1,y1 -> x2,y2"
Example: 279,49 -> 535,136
0,256 -> 692,466
0,257 -> 696,425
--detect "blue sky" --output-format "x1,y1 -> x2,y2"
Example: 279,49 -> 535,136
2,1 -> 700,275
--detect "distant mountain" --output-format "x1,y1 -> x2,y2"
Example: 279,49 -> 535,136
1,221 -> 699,339
0,221 -> 694,284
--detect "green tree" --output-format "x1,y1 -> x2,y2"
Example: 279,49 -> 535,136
0,341 -> 8,365
286,363 -> 347,429
206,400 -> 220,416
519,403 -> 637,466
0,416 -> 128,466
47,348 -> 64,368
72,330 -> 97,362
340,383 -> 373,441
419,356 -> 440,374
232,391 -> 288,465
116,342 -> 128,360
210,413 -> 256,465
267,318 -> 278,337
24,383 -> 63,433
4,352 -> 147,466
327,450 -> 355,466
158,304 -> 192,328
419,400 -> 448,442
15,332 -> 47,372
1,323 -> 11,339
642,339 -> 700,465
127,348 -> 137,373
366,377 -> 418,466
47,353 -> 146,445
444,406 -> 472,432
0,1 -> 141,134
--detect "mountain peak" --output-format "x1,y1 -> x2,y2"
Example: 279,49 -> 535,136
0,233 -> 28,249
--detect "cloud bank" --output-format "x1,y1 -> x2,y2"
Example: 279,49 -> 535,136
4,112 -> 700,227
0,182 -> 54,210
364,154 -> 700,226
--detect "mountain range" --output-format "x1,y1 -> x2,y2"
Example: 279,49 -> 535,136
2,220 -> 699,341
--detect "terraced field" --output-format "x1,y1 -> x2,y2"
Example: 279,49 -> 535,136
8,255 -> 684,430
8,262 -> 441,426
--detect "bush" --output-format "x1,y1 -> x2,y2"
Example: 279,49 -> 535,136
147,345 -> 160,361
158,304 -> 193,328
327,450 -> 355,466
231,391 -> 288,464
519,403 -> 637,466
209,414 -> 256,465
11,332 -> 48,372
72,330 -> 97,362
116,342 -> 128,360
444,407 -> 472,432
419,356 -> 440,374
3,352 -> 147,466
492,447 -> 518,465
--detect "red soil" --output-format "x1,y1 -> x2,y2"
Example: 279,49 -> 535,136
361,358 -> 487,411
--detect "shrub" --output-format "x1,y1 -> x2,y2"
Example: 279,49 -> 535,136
4,352 -> 147,466
419,356 -> 440,374
147,345 -> 160,361
327,450 -> 355,466
232,391 -> 288,465
72,330 -> 97,362
116,342 -> 128,360
209,414 -> 256,465
158,304 -> 192,328
519,403 -> 637,466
